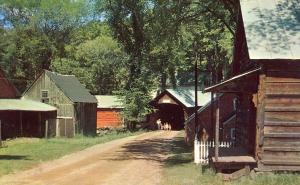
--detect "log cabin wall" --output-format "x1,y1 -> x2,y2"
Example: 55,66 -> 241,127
257,62 -> 300,171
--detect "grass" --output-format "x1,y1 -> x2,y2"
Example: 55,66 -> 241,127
161,132 -> 300,185
0,129 -> 143,177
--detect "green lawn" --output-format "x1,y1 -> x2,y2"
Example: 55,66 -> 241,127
161,132 -> 300,185
0,130 -> 143,177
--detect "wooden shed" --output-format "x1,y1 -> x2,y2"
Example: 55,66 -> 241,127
23,70 -> 97,136
204,0 -> 300,172
0,68 -> 57,139
95,95 -> 124,128
151,87 -> 211,130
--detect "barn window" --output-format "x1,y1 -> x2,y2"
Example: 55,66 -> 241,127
41,90 -> 49,103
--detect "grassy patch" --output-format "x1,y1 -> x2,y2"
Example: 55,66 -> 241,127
0,130 -> 143,177
161,132 -> 300,185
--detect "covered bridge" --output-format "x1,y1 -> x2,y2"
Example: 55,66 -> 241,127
151,87 -> 211,130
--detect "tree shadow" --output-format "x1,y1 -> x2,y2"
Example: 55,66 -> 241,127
243,0 -> 300,57
0,155 -> 30,160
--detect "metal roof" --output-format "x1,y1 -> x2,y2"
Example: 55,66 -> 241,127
95,95 -> 123,109
0,99 -> 57,111
45,70 -> 97,103
165,87 -> 211,108
240,0 -> 300,59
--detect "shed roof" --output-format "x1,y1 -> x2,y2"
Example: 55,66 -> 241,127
45,70 -> 97,103
240,0 -> 300,59
95,95 -> 123,109
0,99 -> 57,111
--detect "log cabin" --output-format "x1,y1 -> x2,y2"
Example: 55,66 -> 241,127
204,0 -> 300,172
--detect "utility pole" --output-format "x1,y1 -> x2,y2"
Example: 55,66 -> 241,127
194,52 -> 198,139
194,50 -> 201,164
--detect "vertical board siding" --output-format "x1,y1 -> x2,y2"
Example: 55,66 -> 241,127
259,69 -> 300,171
23,73 -> 74,117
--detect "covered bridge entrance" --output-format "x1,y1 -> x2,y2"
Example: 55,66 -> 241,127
151,87 -> 211,131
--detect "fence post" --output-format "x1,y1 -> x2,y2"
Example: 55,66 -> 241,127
194,139 -> 200,164
45,120 -> 48,139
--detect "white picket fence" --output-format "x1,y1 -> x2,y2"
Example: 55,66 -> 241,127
194,140 -> 234,164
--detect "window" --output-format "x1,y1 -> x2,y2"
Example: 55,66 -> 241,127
233,98 -> 238,111
41,90 -> 49,103
230,128 -> 236,140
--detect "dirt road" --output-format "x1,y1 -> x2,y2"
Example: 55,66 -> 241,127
0,131 -> 179,185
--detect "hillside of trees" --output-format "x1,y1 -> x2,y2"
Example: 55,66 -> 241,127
0,0 -> 238,126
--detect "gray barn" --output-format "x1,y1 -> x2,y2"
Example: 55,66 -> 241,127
23,70 -> 97,136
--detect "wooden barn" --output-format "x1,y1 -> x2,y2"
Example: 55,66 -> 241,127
151,87 -> 211,130
203,0 -> 300,172
0,68 -> 57,139
95,95 -> 124,128
23,70 -> 97,136
185,93 -> 237,145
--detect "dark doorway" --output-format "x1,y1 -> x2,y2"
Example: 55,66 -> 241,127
158,103 -> 185,130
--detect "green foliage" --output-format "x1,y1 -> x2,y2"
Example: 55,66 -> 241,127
52,31 -> 128,94
0,0 -> 238,128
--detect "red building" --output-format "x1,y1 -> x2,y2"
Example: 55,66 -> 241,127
95,95 -> 124,128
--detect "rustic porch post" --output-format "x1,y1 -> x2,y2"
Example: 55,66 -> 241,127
215,94 -> 220,161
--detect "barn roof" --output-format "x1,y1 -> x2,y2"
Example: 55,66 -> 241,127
240,0 -> 300,59
45,70 -> 97,103
95,95 -> 123,109
0,99 -> 56,111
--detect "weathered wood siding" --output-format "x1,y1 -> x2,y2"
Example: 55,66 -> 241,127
74,103 -> 97,136
257,67 -> 300,171
23,73 -> 74,117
